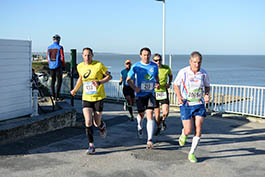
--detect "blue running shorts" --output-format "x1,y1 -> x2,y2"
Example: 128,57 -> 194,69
180,101 -> 206,120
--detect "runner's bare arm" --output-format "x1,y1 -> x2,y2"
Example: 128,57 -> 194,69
166,74 -> 173,88
204,86 -> 210,104
119,76 -> 123,85
155,75 -> 160,89
93,71 -> 112,86
173,83 -> 184,104
70,76 -> 83,96
127,77 -> 140,93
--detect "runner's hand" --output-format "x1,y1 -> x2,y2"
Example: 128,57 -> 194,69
155,83 -> 160,90
70,89 -> 76,96
134,87 -> 141,93
165,83 -> 171,89
178,97 -> 184,105
204,94 -> 210,104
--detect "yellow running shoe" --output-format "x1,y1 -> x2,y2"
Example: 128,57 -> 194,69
179,134 -> 187,146
188,153 -> 198,163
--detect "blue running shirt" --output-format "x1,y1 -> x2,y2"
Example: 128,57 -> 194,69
120,69 -> 135,86
127,61 -> 159,97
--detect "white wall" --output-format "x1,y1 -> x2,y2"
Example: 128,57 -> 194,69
0,39 -> 32,121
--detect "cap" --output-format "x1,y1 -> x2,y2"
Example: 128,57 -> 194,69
125,59 -> 131,64
53,34 -> 61,41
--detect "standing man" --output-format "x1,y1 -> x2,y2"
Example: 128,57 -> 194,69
70,48 -> 112,155
127,47 -> 160,149
119,59 -> 135,121
47,34 -> 65,101
173,51 -> 210,163
152,54 -> 173,136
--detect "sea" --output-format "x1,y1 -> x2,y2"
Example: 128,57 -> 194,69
63,53 -> 265,87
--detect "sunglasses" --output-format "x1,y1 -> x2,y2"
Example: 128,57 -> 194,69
153,59 -> 161,62
125,63 -> 131,65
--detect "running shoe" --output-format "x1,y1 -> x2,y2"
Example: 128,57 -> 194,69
137,129 -> 143,139
146,140 -> 154,149
130,116 -> 134,121
161,120 -> 167,131
86,145 -> 96,155
179,134 -> 187,146
188,153 -> 197,163
154,127 -> 161,136
99,121 -> 107,139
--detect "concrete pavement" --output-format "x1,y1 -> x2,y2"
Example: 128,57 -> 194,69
0,99 -> 265,177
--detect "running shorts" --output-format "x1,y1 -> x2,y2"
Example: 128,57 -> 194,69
123,85 -> 135,98
154,90 -> 169,108
82,99 -> 104,112
136,94 -> 157,113
180,100 -> 206,120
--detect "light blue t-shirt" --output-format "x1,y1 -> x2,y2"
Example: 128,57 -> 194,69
127,61 -> 159,97
120,68 -> 135,86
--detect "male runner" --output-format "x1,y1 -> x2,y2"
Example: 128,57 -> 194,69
152,53 -> 173,135
71,47 -> 112,154
173,51 -> 210,163
127,47 -> 159,149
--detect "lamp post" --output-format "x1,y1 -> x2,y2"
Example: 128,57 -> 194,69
156,0 -> 166,64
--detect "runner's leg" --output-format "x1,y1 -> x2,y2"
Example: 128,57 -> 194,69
83,108 -> 94,145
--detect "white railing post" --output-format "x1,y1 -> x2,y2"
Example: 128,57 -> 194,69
31,89 -> 39,117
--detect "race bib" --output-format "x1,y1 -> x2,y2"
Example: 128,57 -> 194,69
84,82 -> 97,95
141,82 -> 154,92
156,91 -> 167,100
187,89 -> 202,102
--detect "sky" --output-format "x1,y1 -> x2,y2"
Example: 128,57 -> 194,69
1,0 -> 265,55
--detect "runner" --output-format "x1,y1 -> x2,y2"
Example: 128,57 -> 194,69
70,47 -> 112,155
119,59 -> 135,121
173,51 -> 210,163
127,47 -> 160,149
152,53 -> 173,136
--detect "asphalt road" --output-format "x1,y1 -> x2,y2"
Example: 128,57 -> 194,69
1,101 -> 265,177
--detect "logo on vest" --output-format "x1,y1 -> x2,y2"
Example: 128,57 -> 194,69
84,69 -> 91,79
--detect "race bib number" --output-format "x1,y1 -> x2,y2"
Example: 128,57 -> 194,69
84,82 -> 97,95
156,91 -> 167,100
141,82 -> 154,92
187,89 -> 202,102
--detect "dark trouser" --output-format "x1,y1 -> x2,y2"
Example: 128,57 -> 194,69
50,67 -> 62,98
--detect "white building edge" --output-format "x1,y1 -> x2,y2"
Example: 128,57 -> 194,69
0,39 -> 32,121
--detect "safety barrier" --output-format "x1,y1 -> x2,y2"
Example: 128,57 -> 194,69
56,78 -> 265,118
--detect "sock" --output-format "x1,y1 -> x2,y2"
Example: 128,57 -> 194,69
137,116 -> 143,130
189,136 -> 200,154
182,128 -> 187,137
147,119 -> 154,141
128,105 -> 133,117
85,126 -> 94,144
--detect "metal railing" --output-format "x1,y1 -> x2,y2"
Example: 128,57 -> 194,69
56,78 -> 265,118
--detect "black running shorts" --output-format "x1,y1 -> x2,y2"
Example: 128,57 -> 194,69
136,94 -> 157,113
123,85 -> 135,98
154,90 -> 170,108
82,100 -> 104,112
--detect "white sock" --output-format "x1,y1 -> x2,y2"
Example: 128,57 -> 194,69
147,119 -> 154,141
137,116 -> 143,131
181,128 -> 187,137
189,136 -> 200,154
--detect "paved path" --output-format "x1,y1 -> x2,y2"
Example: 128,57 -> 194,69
1,100 -> 265,177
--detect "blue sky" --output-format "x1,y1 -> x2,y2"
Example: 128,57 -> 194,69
1,0 -> 265,55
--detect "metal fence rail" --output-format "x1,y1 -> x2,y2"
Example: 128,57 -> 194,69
57,78 -> 265,118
